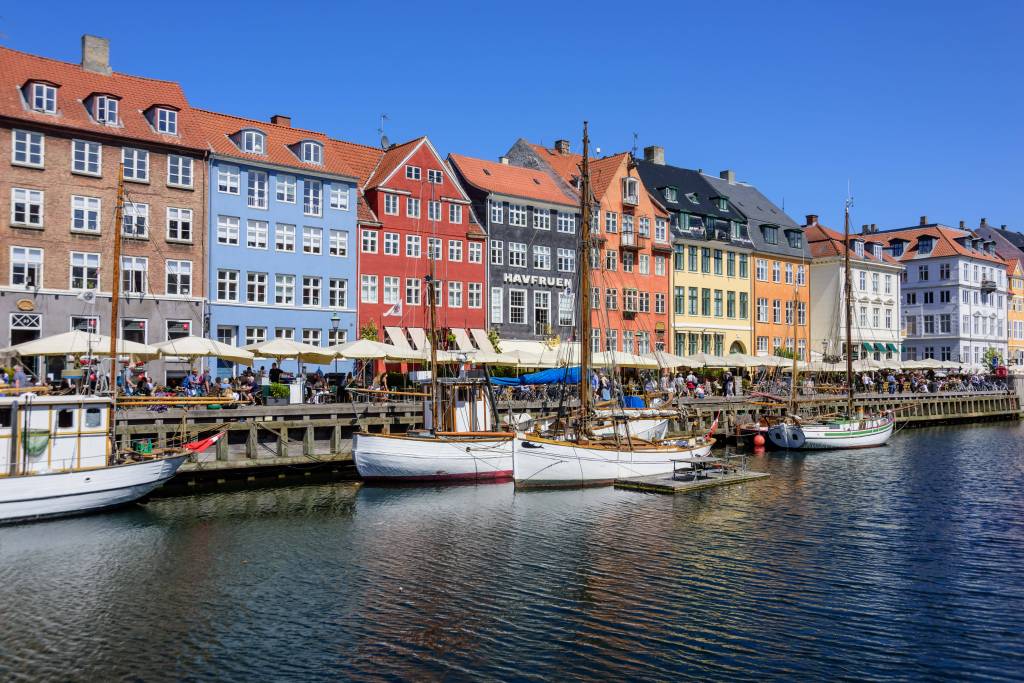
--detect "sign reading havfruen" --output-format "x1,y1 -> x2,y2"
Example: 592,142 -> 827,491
502,273 -> 572,289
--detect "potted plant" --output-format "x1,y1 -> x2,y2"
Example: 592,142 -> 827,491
266,382 -> 290,406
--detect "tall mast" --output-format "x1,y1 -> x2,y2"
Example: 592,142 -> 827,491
789,280 -> 799,412
577,121 -> 593,436
843,199 -> 855,416
109,165 -> 125,442
427,181 -> 440,432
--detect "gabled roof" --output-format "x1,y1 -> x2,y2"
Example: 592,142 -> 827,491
357,193 -> 380,225
364,137 -> 424,188
0,45 -> 204,150
701,172 -> 807,259
527,142 -> 582,184
875,225 -> 1007,265
634,161 -> 735,221
448,153 -> 577,207
975,224 -> 1024,262
805,222 -> 901,265
193,109 -> 381,180
589,154 -> 626,202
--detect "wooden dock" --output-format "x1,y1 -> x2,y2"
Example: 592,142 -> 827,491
614,470 -> 770,495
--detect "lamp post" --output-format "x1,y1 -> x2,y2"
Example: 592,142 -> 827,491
330,313 -> 340,379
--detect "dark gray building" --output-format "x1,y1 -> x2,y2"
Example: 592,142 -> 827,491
448,153 -> 580,342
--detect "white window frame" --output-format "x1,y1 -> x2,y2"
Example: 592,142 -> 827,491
155,108 -> 177,135
449,203 -> 463,224
247,272 -> 268,304
121,256 -> 148,295
122,147 -> 149,182
427,168 -> 443,184
383,232 -> 400,256
247,219 -> 269,249
405,165 -> 421,180
275,274 -> 296,305
329,230 -> 349,257
448,240 -> 463,262
383,276 -> 400,306
275,224 -> 296,252
406,235 -> 422,258
384,193 -> 399,215
217,269 -> 240,302
71,139 -> 102,176
302,275 -> 322,307
406,277 -> 421,306
276,175 -> 296,203
167,155 -> 193,188
217,215 -> 240,245
468,282 -> 482,308
533,245 -> 551,270
71,195 -> 101,234
12,130 -> 45,168
508,204 -> 527,227
248,170 -> 268,209
242,130 -> 265,154
302,226 -> 322,255
31,83 -> 57,113
448,281 -> 463,308
509,288 -> 527,325
10,246 -> 43,287
533,208 -> 551,230
361,274 -> 378,303
468,241 -> 482,264
166,259 -> 192,296
361,229 -> 378,253
491,286 -> 503,323
95,95 -> 118,125
491,239 -> 504,265
301,141 -> 323,165
509,242 -> 527,268
123,201 -> 149,238
407,197 -> 421,218
329,278 -> 348,308
428,200 -> 442,222
216,165 -> 240,194
69,251 -> 100,290
330,186 -> 349,210
303,179 -> 322,216
11,188 -> 44,228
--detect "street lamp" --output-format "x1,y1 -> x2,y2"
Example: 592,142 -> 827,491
330,313 -> 341,378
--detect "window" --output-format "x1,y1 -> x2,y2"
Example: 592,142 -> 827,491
384,194 -> 399,215
12,130 -> 44,168
427,168 -> 443,184
859,271 -> 867,290
688,246 -> 698,271
755,258 -> 768,281
70,252 -> 99,290
246,272 -> 268,303
217,165 -> 239,194
787,230 -> 803,249
70,195 -> 101,233
242,130 -> 265,154
756,297 -> 769,322
655,293 -> 666,314
276,175 -> 296,203
448,240 -> 463,262
31,82 -> 57,113
121,256 -> 148,294
302,226 -> 322,254
275,274 -> 296,305
302,328 -> 322,347
638,217 -> 651,237
155,108 -> 177,134
302,276 -> 322,307
240,219 -> 268,250
533,208 -> 551,230
300,141 -> 323,164
924,291 -> 934,304
248,171 -> 268,208
919,265 -> 929,281
328,230 -> 349,257
623,214 -> 634,236
405,165 -> 421,180
557,248 -> 576,272
639,254 -> 650,275
700,289 -> 711,316
605,249 -> 617,272
360,274 -> 378,303
444,202 -> 463,225
166,260 -> 191,296
785,262 -> 794,284
121,319 -> 146,344
918,237 -> 933,255
509,289 -> 526,324
557,212 -> 576,233
275,223 -> 295,252
167,155 -> 192,188
940,263 -> 951,279
772,261 -> 781,283
490,200 -> 504,224
407,278 -> 422,306
217,269 -> 239,302
622,177 -> 639,203
406,197 -> 421,218
381,276 -> 400,306
329,278 -> 348,308
71,316 -> 99,333
785,300 -> 794,324
245,326 -> 267,346
275,328 -> 294,341
428,238 -> 442,261
71,140 -> 101,176
739,292 -> 749,319
122,201 -> 148,238
217,216 -> 240,245
374,231 -> 396,256
509,242 -> 527,268
490,286 -> 503,323
406,235 -> 422,258
490,240 -> 503,265
330,186 -> 349,210
508,204 -> 527,227
469,242 -> 482,263
432,279 -> 444,307
592,287 -> 602,310
361,229 -> 378,253
164,207 -> 192,243
797,265 -> 806,286
428,200 -> 442,221
304,179 -> 322,216
762,225 -> 778,244
94,95 -> 118,125
448,281 -> 463,308
940,314 -> 951,334
533,246 -> 551,270
606,288 -> 619,310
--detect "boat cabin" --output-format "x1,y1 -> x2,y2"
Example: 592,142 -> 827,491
0,395 -> 110,476
421,377 -> 500,433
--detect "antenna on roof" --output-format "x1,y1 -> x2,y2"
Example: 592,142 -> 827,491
631,132 -> 638,158
378,113 -> 390,149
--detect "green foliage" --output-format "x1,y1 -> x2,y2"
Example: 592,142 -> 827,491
359,321 -> 379,341
982,348 -> 1003,367
487,329 -> 502,353
268,383 -> 290,399
773,347 -> 797,360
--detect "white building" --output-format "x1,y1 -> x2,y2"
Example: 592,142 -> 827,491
805,217 -> 904,362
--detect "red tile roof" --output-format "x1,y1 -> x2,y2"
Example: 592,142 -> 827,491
588,154 -> 626,201
193,108 -> 383,180
357,193 -> 380,225
364,137 -> 424,189
878,225 -> 1008,265
448,153 -> 577,206
0,45 -> 204,150
528,142 -> 582,183
805,223 -> 901,265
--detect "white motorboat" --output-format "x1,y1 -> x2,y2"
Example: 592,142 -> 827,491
767,413 -> 894,450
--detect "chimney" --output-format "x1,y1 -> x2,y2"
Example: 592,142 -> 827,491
805,214 -> 818,226
81,35 -> 111,75
271,114 -> 291,127
959,220 -> 966,228
499,156 -> 509,165
643,145 -> 665,165
919,215 -> 928,226
554,139 -> 571,155
719,169 -> 736,184
1001,224 -> 1007,229
980,217 -> 988,227
871,223 -> 877,232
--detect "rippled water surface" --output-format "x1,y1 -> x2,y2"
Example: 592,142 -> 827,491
2,422 -> 1024,680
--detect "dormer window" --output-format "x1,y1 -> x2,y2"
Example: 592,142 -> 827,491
762,225 -> 778,244
30,82 -> 57,114
890,241 -> 904,257
664,187 -> 678,203
872,244 -> 882,259
786,229 -> 803,249
94,95 -> 118,125
853,240 -> 864,257
717,197 -> 729,212
686,192 -> 699,204
242,130 -> 265,154
155,108 -> 177,135
622,177 -> 639,204
918,237 -> 933,255
300,141 -> 322,164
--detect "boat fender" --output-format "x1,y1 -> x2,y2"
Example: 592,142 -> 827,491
768,424 -> 806,449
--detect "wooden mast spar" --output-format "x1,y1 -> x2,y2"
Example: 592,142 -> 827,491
843,198 -> 855,417
108,164 -> 126,447
427,180 -> 441,432
577,122 -> 593,439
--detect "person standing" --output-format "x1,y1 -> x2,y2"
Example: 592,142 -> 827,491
12,364 -> 29,388
723,370 -> 735,396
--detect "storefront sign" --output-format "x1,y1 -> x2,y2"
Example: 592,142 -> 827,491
502,273 -> 572,289
16,298 -> 34,312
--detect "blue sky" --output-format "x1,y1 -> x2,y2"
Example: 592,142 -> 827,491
3,1 -> 1021,231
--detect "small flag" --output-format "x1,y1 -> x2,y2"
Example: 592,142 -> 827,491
704,411 -> 720,439
77,289 -> 97,303
384,300 -> 402,317
185,431 -> 224,453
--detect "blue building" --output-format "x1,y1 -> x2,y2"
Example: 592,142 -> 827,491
197,110 -> 381,374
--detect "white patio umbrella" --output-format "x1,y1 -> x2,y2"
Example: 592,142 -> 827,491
243,338 -> 336,365
593,350 -> 660,368
152,335 -> 254,364
1,330 -> 160,360
643,350 -> 693,368
678,352 -> 730,368
328,338 -> 422,361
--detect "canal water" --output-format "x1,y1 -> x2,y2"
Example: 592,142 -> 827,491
1,422 -> 1023,681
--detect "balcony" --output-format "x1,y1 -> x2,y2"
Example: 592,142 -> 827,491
705,226 -> 732,242
981,278 -> 998,294
620,232 -> 648,250
622,193 -> 639,207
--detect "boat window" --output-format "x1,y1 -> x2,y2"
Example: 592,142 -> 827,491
85,408 -> 102,428
57,408 -> 75,429
0,407 -> 10,429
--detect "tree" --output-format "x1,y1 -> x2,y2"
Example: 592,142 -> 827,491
982,347 -> 1003,369
487,329 -> 502,353
773,347 -> 797,360
359,321 -> 379,341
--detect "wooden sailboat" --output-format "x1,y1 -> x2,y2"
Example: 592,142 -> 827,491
766,198 -> 894,449
0,166 -> 191,523
512,123 -> 714,488
353,181 -> 516,482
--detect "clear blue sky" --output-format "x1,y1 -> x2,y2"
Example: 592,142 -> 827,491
4,0 -> 1021,232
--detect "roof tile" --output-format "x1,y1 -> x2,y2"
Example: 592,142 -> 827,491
448,153 -> 577,206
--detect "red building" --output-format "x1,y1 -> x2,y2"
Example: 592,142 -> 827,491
357,137 -> 488,353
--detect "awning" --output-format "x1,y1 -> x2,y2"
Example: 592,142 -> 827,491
873,343 -> 887,352
885,343 -> 899,352
452,328 -> 474,352
384,326 -> 414,351
861,342 -> 874,352
408,327 -> 429,351
470,328 -> 495,353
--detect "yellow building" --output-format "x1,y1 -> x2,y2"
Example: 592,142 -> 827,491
1009,259 -> 1024,365
670,240 -> 753,355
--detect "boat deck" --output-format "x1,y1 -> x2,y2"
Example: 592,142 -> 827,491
614,469 -> 770,495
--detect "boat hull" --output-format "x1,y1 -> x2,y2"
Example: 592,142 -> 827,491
767,415 -> 895,450
512,436 -> 713,489
0,455 -> 187,524
354,432 -> 515,482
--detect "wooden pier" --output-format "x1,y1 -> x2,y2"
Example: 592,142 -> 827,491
615,470 -> 770,495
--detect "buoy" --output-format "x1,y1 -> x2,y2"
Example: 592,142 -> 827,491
753,434 -> 765,447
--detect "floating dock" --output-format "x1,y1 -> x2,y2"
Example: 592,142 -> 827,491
614,470 -> 770,495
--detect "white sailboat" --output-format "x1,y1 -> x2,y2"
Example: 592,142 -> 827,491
0,167 -> 191,523
512,122 -> 714,489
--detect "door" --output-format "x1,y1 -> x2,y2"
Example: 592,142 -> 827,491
533,291 -> 550,337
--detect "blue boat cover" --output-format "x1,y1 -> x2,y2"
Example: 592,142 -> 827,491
489,366 -> 580,386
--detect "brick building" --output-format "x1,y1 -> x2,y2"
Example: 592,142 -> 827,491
0,37 -> 207,381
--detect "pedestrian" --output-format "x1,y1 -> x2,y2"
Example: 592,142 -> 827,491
723,370 -> 734,396
12,364 -> 29,388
